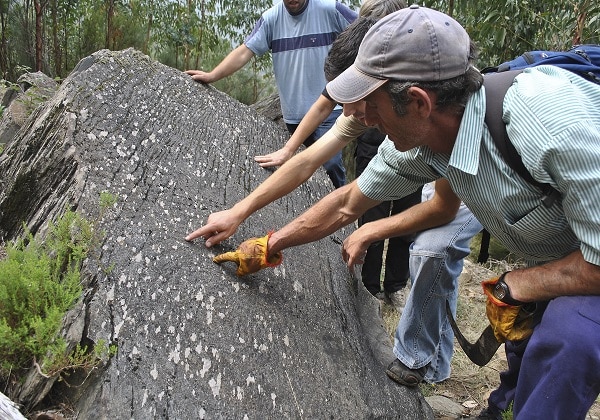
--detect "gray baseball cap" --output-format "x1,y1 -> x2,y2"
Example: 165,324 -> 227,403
326,5 -> 471,103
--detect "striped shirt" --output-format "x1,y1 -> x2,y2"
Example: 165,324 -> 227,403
358,66 -> 600,265
244,0 -> 356,124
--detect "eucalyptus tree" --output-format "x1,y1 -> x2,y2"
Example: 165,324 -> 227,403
7,0 -> 596,102
424,0 -> 600,67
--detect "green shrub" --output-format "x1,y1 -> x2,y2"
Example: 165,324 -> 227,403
0,209 -> 100,380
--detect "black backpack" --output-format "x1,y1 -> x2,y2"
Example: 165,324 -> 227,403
476,45 -> 600,263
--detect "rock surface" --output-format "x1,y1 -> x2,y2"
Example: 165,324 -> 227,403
0,48 -> 433,419
0,71 -> 58,147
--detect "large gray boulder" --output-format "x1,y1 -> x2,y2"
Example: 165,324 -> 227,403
0,48 -> 433,419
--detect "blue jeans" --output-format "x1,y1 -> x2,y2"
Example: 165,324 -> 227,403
393,183 -> 483,382
286,108 -> 346,189
487,295 -> 600,419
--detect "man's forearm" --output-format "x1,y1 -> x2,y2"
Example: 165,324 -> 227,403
282,95 -> 336,154
363,196 -> 459,243
231,148 -> 326,221
505,250 -> 600,302
209,45 -> 254,81
268,182 -> 378,254
232,119 -> 363,228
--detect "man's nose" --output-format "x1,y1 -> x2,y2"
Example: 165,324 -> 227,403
363,106 -> 380,127
342,101 -> 367,119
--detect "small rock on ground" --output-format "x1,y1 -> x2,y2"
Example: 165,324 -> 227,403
426,395 -> 467,419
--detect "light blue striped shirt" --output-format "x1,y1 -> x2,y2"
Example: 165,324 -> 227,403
358,66 -> 600,265
244,0 -> 356,124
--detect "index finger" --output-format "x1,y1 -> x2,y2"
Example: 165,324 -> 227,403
185,226 -> 224,247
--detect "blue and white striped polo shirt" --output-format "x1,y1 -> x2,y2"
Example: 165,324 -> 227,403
244,0 -> 356,124
358,65 -> 600,265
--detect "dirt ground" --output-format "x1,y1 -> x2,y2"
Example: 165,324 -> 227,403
381,258 -> 600,419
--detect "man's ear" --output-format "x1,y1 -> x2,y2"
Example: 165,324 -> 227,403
407,87 -> 434,117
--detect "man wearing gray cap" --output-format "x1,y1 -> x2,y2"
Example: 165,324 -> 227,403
215,5 -> 600,418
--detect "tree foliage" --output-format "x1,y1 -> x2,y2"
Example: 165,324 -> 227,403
1,1 -> 599,104
424,0 -> 600,68
1,0 -> 279,102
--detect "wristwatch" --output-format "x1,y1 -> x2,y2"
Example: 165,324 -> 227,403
493,272 -> 525,306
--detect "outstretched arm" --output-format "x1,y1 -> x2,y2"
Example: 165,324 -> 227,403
185,116 -> 366,246
267,180 -> 380,254
255,95 -> 337,167
185,44 -> 255,84
341,179 -> 461,266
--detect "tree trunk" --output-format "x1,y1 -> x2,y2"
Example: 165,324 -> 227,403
34,0 -> 47,73
105,0 -> 115,49
0,0 -> 8,79
51,0 -> 60,77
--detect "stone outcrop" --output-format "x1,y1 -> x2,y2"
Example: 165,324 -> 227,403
0,48 -> 433,419
0,71 -> 59,147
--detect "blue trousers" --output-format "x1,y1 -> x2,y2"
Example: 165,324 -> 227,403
286,108 -> 346,189
488,295 -> 600,419
394,184 -> 483,382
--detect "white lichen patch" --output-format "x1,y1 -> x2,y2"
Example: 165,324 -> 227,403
205,295 -> 216,325
273,264 -> 285,278
293,280 -> 303,292
168,343 -> 181,364
114,318 -> 125,338
208,373 -> 221,397
150,364 -> 158,380
106,285 -> 115,303
141,389 -> 148,407
246,375 -> 255,387
258,282 -> 268,294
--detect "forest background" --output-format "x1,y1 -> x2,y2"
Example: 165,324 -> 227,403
1,0 -> 600,109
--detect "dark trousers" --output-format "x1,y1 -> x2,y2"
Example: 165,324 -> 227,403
488,296 -> 600,419
355,128 -> 422,295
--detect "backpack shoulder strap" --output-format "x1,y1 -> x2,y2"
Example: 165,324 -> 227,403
482,70 -> 560,208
